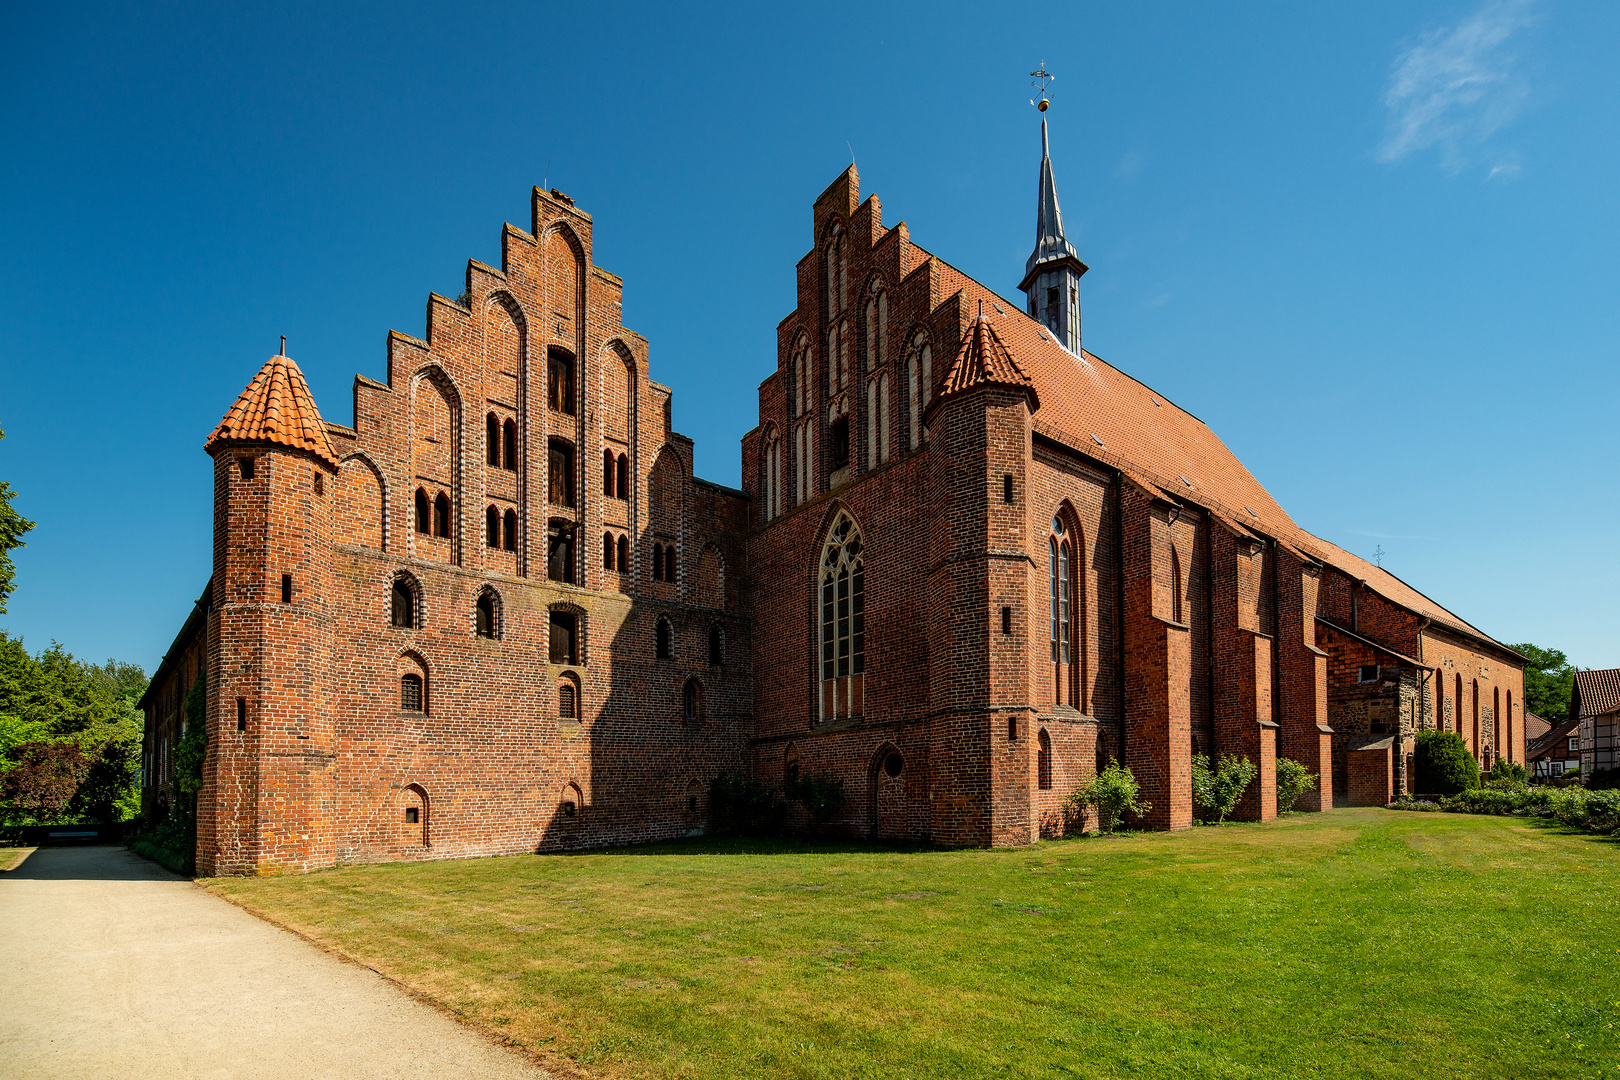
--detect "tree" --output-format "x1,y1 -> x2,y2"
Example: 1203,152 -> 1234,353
2,740 -> 90,821
1512,642 -> 1577,725
0,428 -> 35,615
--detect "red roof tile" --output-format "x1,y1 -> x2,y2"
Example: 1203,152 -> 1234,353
1574,668 -> 1620,719
913,254 -> 1515,656
204,354 -> 338,468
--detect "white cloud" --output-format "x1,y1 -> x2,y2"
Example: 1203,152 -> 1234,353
1377,0 -> 1536,172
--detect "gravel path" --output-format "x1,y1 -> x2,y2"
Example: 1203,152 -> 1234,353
0,845 -> 553,1079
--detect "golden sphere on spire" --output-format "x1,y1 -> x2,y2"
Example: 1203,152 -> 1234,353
1038,98 -> 1048,112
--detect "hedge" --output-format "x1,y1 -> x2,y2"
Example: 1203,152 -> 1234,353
1390,785 -> 1620,837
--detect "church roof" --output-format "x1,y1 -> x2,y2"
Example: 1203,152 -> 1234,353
933,315 -> 1038,413
918,254 -> 1517,658
204,353 -> 339,468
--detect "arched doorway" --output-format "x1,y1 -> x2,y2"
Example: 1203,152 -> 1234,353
869,743 -> 906,840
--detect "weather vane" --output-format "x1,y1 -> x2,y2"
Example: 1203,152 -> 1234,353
1030,63 -> 1054,112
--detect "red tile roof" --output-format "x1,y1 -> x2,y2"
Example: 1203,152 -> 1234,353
1524,711 -> 1551,743
1573,668 -> 1620,719
933,317 -> 1037,413
205,354 -> 339,468
915,255 -> 1514,656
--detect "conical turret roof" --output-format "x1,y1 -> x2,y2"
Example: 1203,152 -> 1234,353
931,314 -> 1039,414
204,353 -> 339,468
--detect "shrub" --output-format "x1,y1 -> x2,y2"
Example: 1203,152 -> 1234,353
1388,784 -> 1620,838
1065,758 -> 1151,835
1488,759 -> 1528,785
1275,757 -> 1318,812
1192,753 -> 1258,824
1586,767 -> 1620,791
708,772 -> 781,835
787,772 -> 846,824
1414,730 -> 1478,795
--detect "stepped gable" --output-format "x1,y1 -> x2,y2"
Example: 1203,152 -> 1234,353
204,353 -> 339,468
932,314 -> 1038,412
921,255 -> 1516,652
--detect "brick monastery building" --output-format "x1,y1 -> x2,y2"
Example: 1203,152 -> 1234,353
140,119 -> 1527,874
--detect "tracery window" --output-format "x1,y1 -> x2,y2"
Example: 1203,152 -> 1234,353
819,512 -> 865,721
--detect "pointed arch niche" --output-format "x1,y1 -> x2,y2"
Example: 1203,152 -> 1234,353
1048,504 -> 1088,712
819,509 -> 865,723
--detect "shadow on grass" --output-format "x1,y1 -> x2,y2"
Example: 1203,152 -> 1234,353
554,834 -> 939,858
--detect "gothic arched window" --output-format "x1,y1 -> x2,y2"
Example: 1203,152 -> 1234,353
486,413 -> 500,467
414,488 -> 430,535
1049,517 -> 1073,707
486,506 -> 500,548
390,578 -> 415,629
617,534 -> 629,573
475,588 -> 499,639
655,616 -> 673,660
503,509 -> 517,552
502,419 -> 517,472
433,492 -> 452,538
819,511 -> 865,721
907,333 -> 932,450
1038,728 -> 1053,790
616,454 -> 629,500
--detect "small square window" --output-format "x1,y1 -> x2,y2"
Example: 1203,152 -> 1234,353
405,807 -> 419,824
313,472 -> 323,496
1001,606 -> 1012,635
1358,665 -> 1379,683
239,457 -> 256,480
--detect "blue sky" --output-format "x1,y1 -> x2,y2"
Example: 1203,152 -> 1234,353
2,1 -> 1616,673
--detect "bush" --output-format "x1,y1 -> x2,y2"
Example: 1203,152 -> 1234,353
1586,767 -> 1620,791
1414,730 -> 1478,795
1488,759 -> 1528,785
1065,758 -> 1151,834
173,676 -> 208,797
1191,753 -> 1258,824
1388,783 -> 1620,838
787,772 -> 846,824
125,796 -> 195,875
708,772 -> 782,835
1275,757 -> 1318,812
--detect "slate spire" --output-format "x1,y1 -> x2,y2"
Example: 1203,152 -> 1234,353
1018,116 -> 1089,354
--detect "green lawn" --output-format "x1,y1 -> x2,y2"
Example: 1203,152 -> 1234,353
0,847 -> 33,872
205,810 -> 1619,1080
